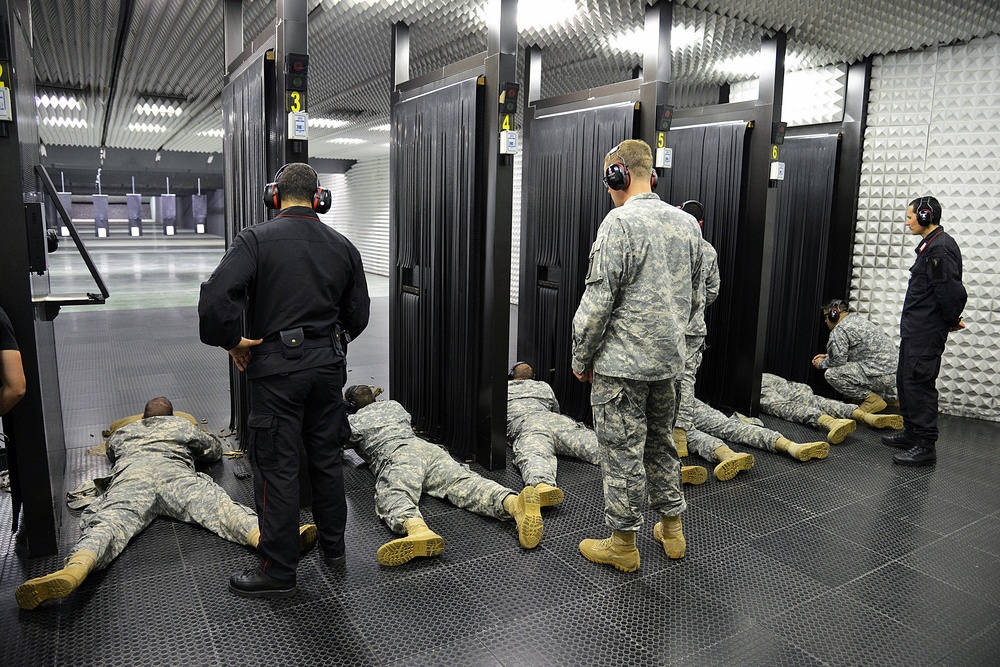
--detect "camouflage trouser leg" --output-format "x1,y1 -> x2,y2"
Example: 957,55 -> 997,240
511,420 -> 559,487
374,448 -> 428,534
548,415 -> 601,465
802,392 -> 857,420
422,446 -> 512,522
592,374 -> 685,532
159,470 -> 258,546
692,399 -> 780,452
823,363 -> 878,401
686,428 -> 725,463
75,477 -> 158,570
674,338 -> 705,431
760,381 -> 823,427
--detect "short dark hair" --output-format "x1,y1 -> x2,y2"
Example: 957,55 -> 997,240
276,163 -> 319,204
345,385 -> 376,413
821,298 -> 848,312
143,396 -> 174,418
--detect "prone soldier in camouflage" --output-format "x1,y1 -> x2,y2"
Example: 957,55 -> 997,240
15,397 -> 316,610
760,373 -> 904,445
671,200 -> 720,459
571,139 -> 704,572
344,386 -> 543,566
812,298 -> 898,413
685,397 -> 830,481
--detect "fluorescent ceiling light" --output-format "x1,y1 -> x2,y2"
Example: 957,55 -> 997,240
309,117 -> 350,129
369,124 -> 391,132
134,101 -> 182,117
607,25 -> 702,53
35,93 -> 82,110
326,138 -> 366,145
42,117 -> 88,128
197,129 -> 225,138
518,0 -> 579,31
128,122 -> 167,133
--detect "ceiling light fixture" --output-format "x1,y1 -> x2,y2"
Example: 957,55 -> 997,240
607,24 -> 702,54
517,0 -> 579,31
207,154 -> 214,164
42,117 -> 88,128
369,124 -> 391,132
197,129 -> 225,138
326,138 -> 366,145
309,117 -> 350,129
129,122 -> 167,133
35,93 -> 83,110
134,101 -> 182,117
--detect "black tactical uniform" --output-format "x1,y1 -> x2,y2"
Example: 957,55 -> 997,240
199,206 -> 370,582
897,225 -> 966,447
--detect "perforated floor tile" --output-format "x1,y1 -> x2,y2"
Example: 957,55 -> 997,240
807,501 -> 941,559
946,514 -> 1000,557
837,483 -> 987,536
750,522 -> 891,587
901,537 -> 1000,607
696,485 -> 814,537
937,620 -> 1000,667
386,636 -> 502,666
674,624 -> 826,667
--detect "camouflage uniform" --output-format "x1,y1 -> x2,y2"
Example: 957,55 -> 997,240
76,416 -> 257,570
507,379 -> 600,487
347,400 -> 514,534
572,192 -> 703,531
818,314 -> 898,400
676,238 -> 720,430
760,373 -> 856,427
685,397 -> 781,462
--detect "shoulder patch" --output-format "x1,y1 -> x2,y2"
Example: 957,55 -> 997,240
585,237 -> 604,284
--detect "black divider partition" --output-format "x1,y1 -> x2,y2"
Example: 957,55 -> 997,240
764,135 -> 840,388
659,123 -> 749,411
517,102 -> 636,422
391,76 -> 484,451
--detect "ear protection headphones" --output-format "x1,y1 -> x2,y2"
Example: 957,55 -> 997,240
508,362 -> 534,380
344,385 -> 361,412
914,196 -> 934,227
680,200 -> 705,222
822,299 -> 847,324
263,163 -> 332,214
603,144 -> 657,191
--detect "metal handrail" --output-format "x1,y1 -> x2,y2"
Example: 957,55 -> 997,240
35,165 -> 110,304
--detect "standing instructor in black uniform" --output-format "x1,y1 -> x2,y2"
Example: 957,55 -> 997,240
199,163 -> 370,597
882,196 -> 966,466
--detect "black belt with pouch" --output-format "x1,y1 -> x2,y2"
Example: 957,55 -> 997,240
255,327 -> 345,360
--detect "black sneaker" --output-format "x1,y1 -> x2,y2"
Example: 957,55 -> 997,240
228,567 -> 296,598
893,445 -> 936,467
882,432 -> 915,449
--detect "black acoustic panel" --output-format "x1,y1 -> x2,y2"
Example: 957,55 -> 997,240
390,76 -> 485,458
660,123 -> 749,413
764,135 -> 840,389
517,102 -> 636,422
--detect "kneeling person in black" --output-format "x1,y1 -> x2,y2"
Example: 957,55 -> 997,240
199,163 -> 370,598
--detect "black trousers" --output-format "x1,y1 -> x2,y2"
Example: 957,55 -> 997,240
897,330 -> 947,446
248,363 -> 350,581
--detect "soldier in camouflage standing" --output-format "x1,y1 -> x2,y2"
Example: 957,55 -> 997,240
811,298 -> 898,413
344,386 -> 543,566
508,362 -> 708,502
15,397 -> 316,610
671,200 -> 720,459
760,373 -> 904,444
571,139 -> 703,572
685,396 -> 830,481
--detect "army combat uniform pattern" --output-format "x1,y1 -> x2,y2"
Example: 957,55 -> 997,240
686,397 -> 782,462
347,400 -> 514,534
572,192 -> 704,531
676,238 -> 720,430
77,416 -> 257,570
818,314 -> 898,400
760,373 -> 856,427
506,379 -> 600,487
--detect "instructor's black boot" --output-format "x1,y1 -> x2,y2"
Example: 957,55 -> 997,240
893,444 -> 936,466
882,432 -> 916,449
229,567 -> 297,598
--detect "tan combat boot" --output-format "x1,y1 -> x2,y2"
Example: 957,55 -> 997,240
653,515 -> 686,559
533,482 -> 565,507
774,437 -> 829,462
376,518 -> 445,566
681,465 -> 708,485
817,414 -> 856,444
504,486 -> 544,548
16,549 -> 99,610
579,530 -> 640,572
857,393 -> 888,414
712,445 -> 755,481
852,409 -> 904,430
672,427 -> 689,457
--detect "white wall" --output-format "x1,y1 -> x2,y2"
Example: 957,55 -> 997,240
855,34 -> 1000,421
319,156 -> 391,276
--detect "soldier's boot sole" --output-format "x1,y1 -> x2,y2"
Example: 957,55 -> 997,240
534,483 -> 565,507
790,442 -> 830,462
299,524 -> 317,553
653,521 -> 687,559
713,453 -> 755,481
376,532 -> 445,566
15,572 -> 78,610
578,538 -> 640,572
827,419 -> 857,444
681,466 -> 708,485
513,487 -> 544,549
858,394 -> 888,414
870,414 -> 904,430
